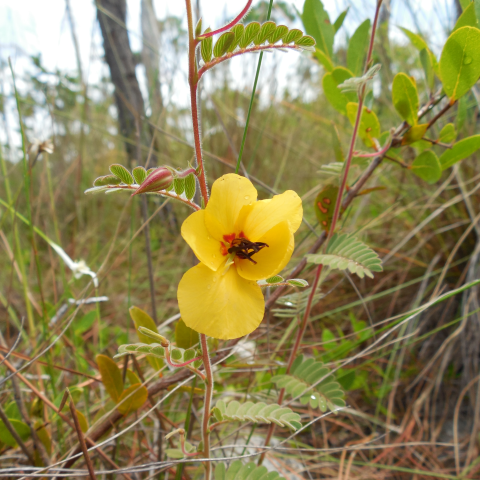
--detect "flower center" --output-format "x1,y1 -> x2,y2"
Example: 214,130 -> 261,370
220,232 -> 269,265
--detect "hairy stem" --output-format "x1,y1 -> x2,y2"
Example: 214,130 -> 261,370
200,333 -> 214,480
186,2 -> 214,479
186,0 -> 209,205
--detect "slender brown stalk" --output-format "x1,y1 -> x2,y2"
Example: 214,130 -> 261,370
200,334 -> 214,480
260,0 -> 385,462
69,392 -> 98,480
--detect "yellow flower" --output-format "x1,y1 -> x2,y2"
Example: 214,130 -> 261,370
177,174 -> 303,340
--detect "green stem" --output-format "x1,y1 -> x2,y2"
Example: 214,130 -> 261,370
235,0 -> 274,175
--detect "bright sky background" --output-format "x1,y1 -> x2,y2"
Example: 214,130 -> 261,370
0,0 -> 456,145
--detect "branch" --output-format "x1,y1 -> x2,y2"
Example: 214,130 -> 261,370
196,0 -> 253,39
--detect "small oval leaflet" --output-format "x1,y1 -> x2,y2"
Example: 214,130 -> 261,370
109,164 -> 134,185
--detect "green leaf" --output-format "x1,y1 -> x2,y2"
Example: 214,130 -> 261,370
271,355 -> 345,413
0,419 -> 30,447
282,28 -> 303,44
201,28 -> 213,63
314,184 -> 338,232
392,73 -> 419,126
323,73 -> 348,115
398,26 -> 428,51
346,102 -> 381,148
239,22 -> 261,49
126,368 -> 141,386
302,0 -> 334,58
96,354 -> 124,403
132,166 -> 147,185
439,123 -> 457,143
268,25 -> 288,44
314,48 -> 333,72
213,32 -> 235,58
214,400 -> 302,431
4,402 -> 21,421
75,410 -> 89,433
184,174 -> 196,201
420,48 -> 435,91
402,123 -> 429,145
322,67 -> 356,115
295,35 -> 316,52
254,21 -> 276,45
175,319 -> 198,349
347,19 -> 370,76
476,0 -> 480,26
93,175 -> 122,187
117,383 -> 148,415
454,2 -> 478,31
306,233 -> 383,279
287,279 -> 309,287
129,306 -> 164,373
227,24 -> 244,52
74,310 -> 97,335
174,178 -> 185,196
411,150 -> 442,184
109,164 -> 134,185
439,26 -> 480,102
326,125 -> 343,164
166,448 -> 185,459
333,8 -> 349,33
439,135 -> 480,170
215,463 -> 226,480
266,275 -> 284,284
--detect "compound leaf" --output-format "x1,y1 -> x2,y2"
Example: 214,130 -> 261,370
306,233 -> 383,279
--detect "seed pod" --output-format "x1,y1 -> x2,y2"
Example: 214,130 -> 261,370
133,167 -> 174,195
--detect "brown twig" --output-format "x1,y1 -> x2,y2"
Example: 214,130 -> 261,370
68,390 -> 98,480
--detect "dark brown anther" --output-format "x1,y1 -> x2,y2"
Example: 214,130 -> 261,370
227,238 -> 269,264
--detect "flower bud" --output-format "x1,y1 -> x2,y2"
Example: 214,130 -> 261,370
133,167 -> 174,195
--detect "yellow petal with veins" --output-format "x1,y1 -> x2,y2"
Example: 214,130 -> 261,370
237,190 -> 303,241
205,174 -> 258,241
236,221 -> 293,281
181,210 -> 224,271
177,263 -> 264,340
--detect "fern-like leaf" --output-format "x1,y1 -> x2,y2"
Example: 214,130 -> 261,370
306,233 -> 383,279
271,355 -> 345,413
212,400 -> 302,431
215,461 -> 287,480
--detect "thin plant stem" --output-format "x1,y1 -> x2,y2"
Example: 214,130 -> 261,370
200,333 -> 214,480
260,0 -> 384,462
235,0 -> 274,175
185,2 -> 214,478
186,0 -> 209,203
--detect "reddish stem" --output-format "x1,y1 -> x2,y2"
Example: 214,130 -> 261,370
198,44 -> 304,81
196,0 -> 253,39
260,0 -> 384,463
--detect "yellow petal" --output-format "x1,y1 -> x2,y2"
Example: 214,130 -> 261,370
205,174 -> 258,240
181,210 -> 225,271
237,190 -> 303,240
236,221 -> 293,281
177,263 -> 264,340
